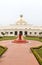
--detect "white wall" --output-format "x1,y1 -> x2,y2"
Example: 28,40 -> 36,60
0,29 -> 42,37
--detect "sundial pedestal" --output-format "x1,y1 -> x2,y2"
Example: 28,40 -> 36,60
12,34 -> 28,43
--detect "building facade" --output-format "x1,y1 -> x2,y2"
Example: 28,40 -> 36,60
0,15 -> 42,37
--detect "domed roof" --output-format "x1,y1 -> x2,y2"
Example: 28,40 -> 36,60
16,15 -> 27,25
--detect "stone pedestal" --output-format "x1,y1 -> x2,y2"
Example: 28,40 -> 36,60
12,34 -> 28,43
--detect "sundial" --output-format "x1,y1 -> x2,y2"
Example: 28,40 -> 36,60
12,32 -> 28,43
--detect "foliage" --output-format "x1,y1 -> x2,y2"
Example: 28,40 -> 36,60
24,36 -> 42,42
0,36 -> 17,41
0,46 -> 8,56
31,46 -> 42,65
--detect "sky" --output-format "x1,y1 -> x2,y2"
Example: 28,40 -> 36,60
0,0 -> 42,26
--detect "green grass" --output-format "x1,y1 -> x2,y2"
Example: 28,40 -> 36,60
24,36 -> 42,42
35,47 -> 42,58
0,36 -> 17,41
31,46 -> 42,65
0,46 -> 8,56
0,36 -> 42,42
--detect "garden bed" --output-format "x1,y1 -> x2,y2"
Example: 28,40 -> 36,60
31,46 -> 42,65
0,46 -> 8,56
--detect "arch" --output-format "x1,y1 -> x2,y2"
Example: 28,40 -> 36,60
19,31 -> 23,35
15,31 -> 17,35
24,31 -> 27,36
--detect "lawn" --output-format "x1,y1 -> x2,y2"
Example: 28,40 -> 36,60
24,36 -> 42,42
0,36 -> 17,41
0,46 -> 7,56
0,36 -> 42,42
31,46 -> 42,65
35,47 -> 42,58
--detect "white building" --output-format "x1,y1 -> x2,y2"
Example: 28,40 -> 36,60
0,15 -> 42,37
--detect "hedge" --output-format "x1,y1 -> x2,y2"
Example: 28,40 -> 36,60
0,46 -> 8,56
30,46 -> 42,65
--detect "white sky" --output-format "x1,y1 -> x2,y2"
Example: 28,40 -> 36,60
0,0 -> 42,26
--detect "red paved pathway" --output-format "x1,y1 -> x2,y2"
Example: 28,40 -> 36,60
0,40 -> 42,65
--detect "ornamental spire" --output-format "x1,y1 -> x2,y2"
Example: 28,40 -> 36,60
20,14 -> 23,18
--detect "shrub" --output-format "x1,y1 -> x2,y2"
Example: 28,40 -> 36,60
31,46 -> 42,65
0,46 -> 8,56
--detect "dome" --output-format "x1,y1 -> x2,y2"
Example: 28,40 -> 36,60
16,15 -> 27,25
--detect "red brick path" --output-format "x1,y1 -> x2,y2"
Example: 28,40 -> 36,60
0,40 -> 42,65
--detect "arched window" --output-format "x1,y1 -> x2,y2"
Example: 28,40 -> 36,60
24,31 -> 27,35
39,32 -> 42,35
15,31 -> 17,35
10,32 -> 13,34
34,32 -> 37,34
5,32 -> 8,34
30,32 -> 32,34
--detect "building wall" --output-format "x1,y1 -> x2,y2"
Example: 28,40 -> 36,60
0,29 -> 42,37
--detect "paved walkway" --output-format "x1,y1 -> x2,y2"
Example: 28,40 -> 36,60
0,40 -> 42,65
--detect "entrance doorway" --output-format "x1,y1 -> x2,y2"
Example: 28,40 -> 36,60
19,31 -> 23,35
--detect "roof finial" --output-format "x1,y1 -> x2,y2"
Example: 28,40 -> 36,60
20,14 -> 23,18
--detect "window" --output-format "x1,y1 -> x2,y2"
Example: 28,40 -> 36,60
29,28 -> 31,29
24,31 -> 27,35
15,31 -> 17,35
10,32 -> 13,34
34,32 -> 37,34
5,32 -> 8,34
39,32 -> 42,35
30,32 -> 32,34
1,32 -> 5,35
1,32 -> 3,34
